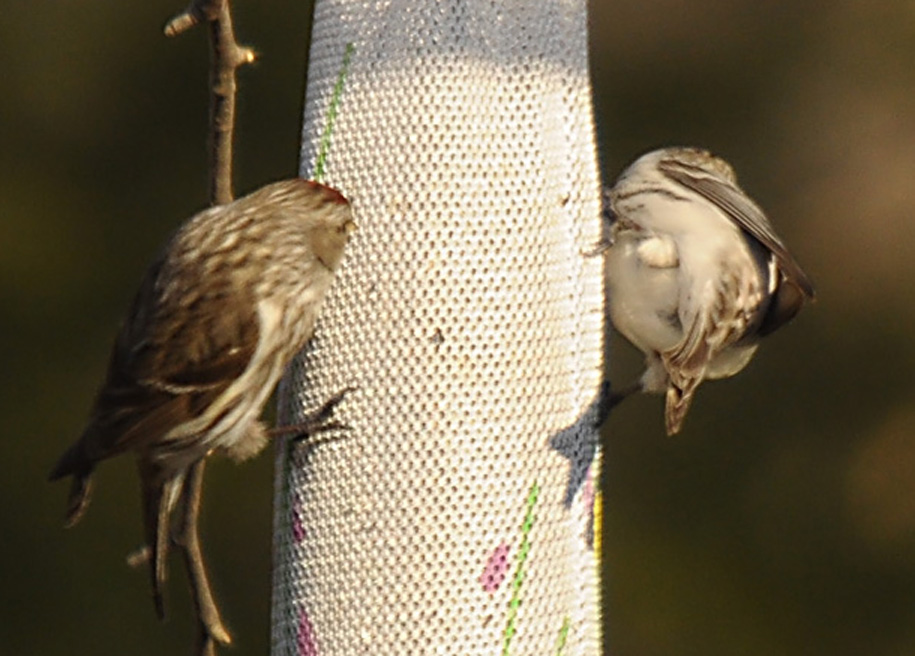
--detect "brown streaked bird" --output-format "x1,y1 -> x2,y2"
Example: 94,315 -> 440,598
49,178 -> 355,646
599,147 -> 815,435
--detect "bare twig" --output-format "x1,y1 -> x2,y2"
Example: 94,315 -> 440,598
174,460 -> 232,653
165,0 -> 255,205
160,3 -> 254,655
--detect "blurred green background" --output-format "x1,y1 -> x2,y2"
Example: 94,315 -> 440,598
2,1 -> 913,655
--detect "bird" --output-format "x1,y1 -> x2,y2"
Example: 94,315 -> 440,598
48,178 -> 356,646
598,147 -> 815,435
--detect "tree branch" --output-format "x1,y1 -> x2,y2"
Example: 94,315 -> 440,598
159,3 -> 255,655
165,0 -> 255,205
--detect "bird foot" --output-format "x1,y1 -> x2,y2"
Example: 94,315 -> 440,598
270,386 -> 356,444
594,379 -> 640,428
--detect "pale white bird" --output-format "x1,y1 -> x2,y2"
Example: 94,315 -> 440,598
599,147 -> 815,435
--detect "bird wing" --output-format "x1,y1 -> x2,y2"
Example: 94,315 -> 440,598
659,159 -> 816,300
85,253 -> 260,459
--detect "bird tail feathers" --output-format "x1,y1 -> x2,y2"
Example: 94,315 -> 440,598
48,442 -> 96,528
665,385 -> 696,436
138,461 -> 185,621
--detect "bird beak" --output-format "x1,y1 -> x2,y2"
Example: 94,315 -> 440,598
583,238 -> 612,257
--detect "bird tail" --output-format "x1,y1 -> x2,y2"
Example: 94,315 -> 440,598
48,442 -> 96,528
137,460 -> 184,621
665,384 -> 697,436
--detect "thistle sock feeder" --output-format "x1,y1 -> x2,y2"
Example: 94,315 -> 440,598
272,1 -> 604,653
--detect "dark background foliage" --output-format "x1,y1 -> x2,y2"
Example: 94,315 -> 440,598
2,1 -> 913,654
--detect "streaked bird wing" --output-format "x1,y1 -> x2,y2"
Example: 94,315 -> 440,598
659,159 -> 816,300
86,254 -> 260,459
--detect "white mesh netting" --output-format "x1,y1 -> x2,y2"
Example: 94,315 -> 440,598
272,1 -> 604,654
